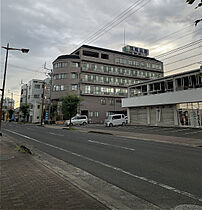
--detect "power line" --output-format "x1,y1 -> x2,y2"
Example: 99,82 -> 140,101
66,0 -> 149,54
165,62 -> 201,74
79,0 -> 143,46
156,39 -> 202,58
151,28 -> 202,52
161,45 -> 201,61
86,0 -> 151,45
0,62 -> 45,74
150,24 -> 194,46
164,53 -> 202,66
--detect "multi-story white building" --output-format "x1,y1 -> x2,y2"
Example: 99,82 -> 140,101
20,78 -> 51,123
20,79 -> 43,123
122,68 -> 202,128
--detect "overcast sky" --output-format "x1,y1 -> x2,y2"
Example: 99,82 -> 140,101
1,0 -> 202,107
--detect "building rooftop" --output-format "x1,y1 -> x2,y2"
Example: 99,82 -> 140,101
73,45 -> 161,62
54,45 -> 162,63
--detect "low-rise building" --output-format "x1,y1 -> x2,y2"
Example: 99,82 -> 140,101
122,68 -> 202,128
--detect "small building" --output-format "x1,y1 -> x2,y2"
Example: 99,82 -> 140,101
122,68 -> 202,128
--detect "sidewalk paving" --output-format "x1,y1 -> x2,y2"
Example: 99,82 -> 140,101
0,137 -> 108,210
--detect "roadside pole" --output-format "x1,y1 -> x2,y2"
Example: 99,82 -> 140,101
41,81 -> 45,126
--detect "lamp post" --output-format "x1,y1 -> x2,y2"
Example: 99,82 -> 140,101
0,43 -> 29,136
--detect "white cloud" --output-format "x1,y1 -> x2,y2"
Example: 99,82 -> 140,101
1,0 -> 202,107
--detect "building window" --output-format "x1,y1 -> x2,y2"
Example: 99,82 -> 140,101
100,98 -> 106,105
37,105 -> 40,109
37,116 -> 39,119
34,94 -> 40,98
54,62 -> 67,69
34,84 -> 40,89
72,85 -> 78,91
84,86 -> 91,94
72,73 -> 78,79
91,64 -> 97,70
72,62 -> 79,68
94,112 -> 99,117
109,99 -> 114,105
146,63 -> 151,68
61,85 -> 65,91
83,50 -> 99,58
115,58 -> 120,63
101,53 -> 109,59
89,112 -> 93,117
83,63 -> 90,70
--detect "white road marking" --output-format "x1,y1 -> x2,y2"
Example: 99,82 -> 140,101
183,131 -> 202,135
48,132 -> 64,137
168,129 -> 190,133
5,129 -> 202,203
88,140 -> 135,151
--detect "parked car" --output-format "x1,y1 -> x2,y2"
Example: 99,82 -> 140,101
104,114 -> 126,127
65,115 -> 88,126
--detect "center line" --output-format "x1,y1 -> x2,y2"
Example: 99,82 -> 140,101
4,129 -> 202,203
48,132 -> 64,137
88,140 -> 135,151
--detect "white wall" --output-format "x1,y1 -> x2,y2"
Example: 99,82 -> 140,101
122,88 -> 202,108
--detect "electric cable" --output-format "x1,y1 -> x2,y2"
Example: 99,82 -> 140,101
164,53 -> 202,66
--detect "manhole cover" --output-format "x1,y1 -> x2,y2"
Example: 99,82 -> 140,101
0,155 -> 15,160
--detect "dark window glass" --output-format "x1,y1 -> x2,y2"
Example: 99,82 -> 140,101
83,50 -> 99,58
101,53 -> 109,59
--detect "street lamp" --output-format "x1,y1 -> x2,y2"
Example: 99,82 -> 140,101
0,43 -> 29,136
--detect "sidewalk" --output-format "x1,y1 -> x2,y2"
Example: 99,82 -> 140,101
45,124 -> 202,148
0,137 -> 108,210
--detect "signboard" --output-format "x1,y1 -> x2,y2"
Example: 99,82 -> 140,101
45,110 -> 49,122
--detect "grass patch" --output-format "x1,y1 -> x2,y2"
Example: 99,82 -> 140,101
69,127 -> 77,130
16,145 -> 32,154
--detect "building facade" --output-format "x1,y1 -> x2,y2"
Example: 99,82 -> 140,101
52,45 -> 163,123
20,79 -> 50,123
2,97 -> 15,120
122,68 -> 202,128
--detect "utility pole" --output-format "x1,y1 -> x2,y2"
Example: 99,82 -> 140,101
0,43 -> 29,135
40,81 -> 45,126
43,63 -> 53,124
0,43 -> 9,135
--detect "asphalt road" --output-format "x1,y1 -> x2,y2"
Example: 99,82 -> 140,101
3,123 -> 202,209
86,124 -> 202,139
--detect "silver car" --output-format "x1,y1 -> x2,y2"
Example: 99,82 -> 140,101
65,115 -> 88,126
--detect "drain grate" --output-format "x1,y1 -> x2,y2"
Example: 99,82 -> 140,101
0,155 -> 15,161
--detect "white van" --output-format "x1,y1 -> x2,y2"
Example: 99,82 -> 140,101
104,114 -> 126,127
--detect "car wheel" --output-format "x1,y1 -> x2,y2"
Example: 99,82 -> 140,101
122,122 -> 126,126
70,123 -> 73,126
82,122 -> 87,126
109,123 -> 113,127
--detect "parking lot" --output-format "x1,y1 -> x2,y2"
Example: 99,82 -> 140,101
86,124 -> 202,139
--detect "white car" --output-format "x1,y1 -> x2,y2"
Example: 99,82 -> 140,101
104,114 -> 126,127
65,115 -> 88,126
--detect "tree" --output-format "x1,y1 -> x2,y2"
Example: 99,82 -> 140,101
62,95 -> 81,124
20,104 -> 29,122
186,0 -> 202,26
8,109 -> 14,120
